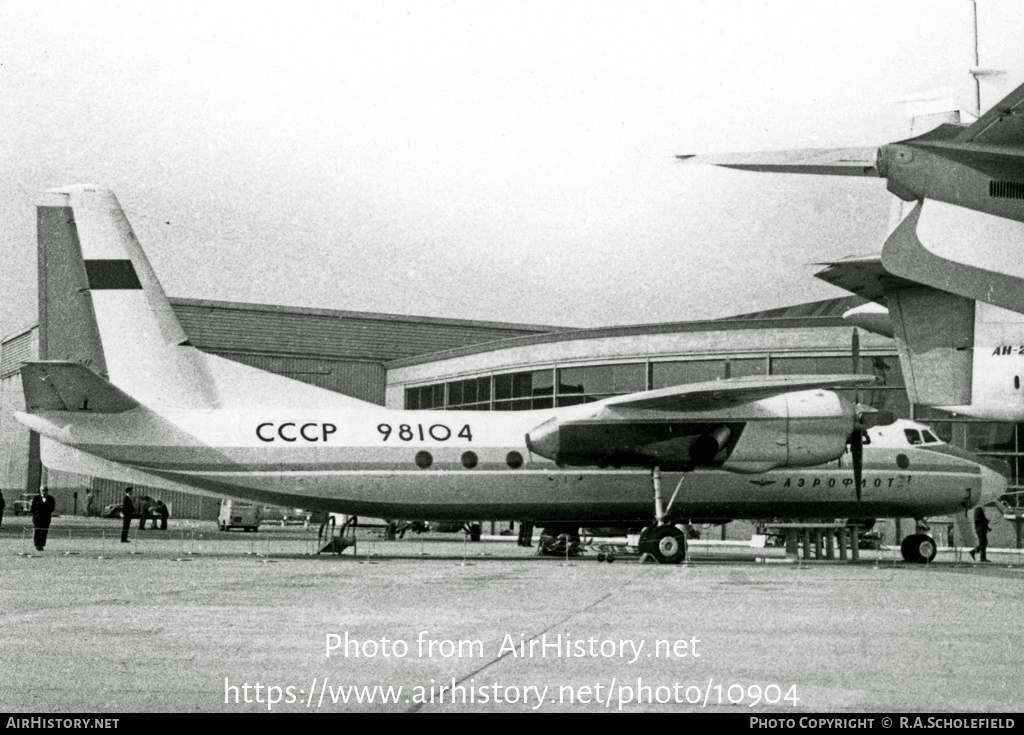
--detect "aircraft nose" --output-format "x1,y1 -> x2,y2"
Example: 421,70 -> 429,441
980,464 -> 1009,507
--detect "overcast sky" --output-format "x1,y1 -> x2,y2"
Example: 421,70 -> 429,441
0,1 -> 975,339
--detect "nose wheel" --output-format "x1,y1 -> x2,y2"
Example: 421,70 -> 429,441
900,534 -> 937,564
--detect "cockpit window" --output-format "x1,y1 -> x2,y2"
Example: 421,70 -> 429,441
904,429 -> 923,446
921,430 -> 939,444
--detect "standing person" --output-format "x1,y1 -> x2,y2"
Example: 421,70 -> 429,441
31,486 -> 56,551
153,499 -> 168,530
121,487 -> 135,543
138,495 -> 151,531
971,506 -> 991,562
84,489 -> 94,517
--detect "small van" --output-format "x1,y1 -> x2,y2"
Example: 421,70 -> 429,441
218,499 -> 261,532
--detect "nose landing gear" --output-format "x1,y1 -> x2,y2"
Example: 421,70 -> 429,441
900,533 -> 937,564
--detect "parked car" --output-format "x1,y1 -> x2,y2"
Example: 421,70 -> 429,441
103,498 -> 150,519
12,494 -> 34,515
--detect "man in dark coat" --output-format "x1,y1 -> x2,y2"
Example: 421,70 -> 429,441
31,486 -> 56,551
121,487 -> 135,543
970,506 -> 991,562
153,499 -> 169,530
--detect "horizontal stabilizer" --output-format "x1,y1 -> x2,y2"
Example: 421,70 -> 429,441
814,254 -> 920,305
602,374 -> 876,413
21,361 -> 139,413
678,148 -> 878,176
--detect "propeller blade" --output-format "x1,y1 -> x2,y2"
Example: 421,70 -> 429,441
851,328 -> 860,375
851,430 -> 863,502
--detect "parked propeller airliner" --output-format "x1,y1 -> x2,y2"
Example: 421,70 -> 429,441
14,186 -> 1004,563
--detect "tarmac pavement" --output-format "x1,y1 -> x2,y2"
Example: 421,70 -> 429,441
0,517 -> 1020,713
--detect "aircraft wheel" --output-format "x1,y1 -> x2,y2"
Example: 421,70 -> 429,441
901,534 -> 937,564
469,523 -> 482,542
640,525 -> 687,564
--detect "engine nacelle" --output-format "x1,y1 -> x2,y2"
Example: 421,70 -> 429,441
720,390 -> 857,473
525,418 -> 740,468
526,389 -> 863,471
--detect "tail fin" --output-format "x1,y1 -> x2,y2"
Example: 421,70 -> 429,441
816,253 -> 1024,419
38,186 -> 217,409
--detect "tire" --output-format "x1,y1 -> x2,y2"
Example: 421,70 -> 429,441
469,523 -> 481,542
901,534 -> 937,564
639,525 -> 687,564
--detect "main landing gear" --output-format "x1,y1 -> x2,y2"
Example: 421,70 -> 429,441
639,524 -> 687,564
638,465 -> 688,565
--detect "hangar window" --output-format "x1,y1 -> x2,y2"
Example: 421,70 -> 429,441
965,423 -> 1016,454
556,364 -> 645,406
447,377 -> 491,410
493,370 -> 554,410
652,360 -> 721,387
727,358 -> 769,378
405,384 -> 445,410
770,356 -> 903,386
651,358 -> 768,388
771,356 -> 853,375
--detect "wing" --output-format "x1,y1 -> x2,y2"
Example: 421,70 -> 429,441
526,375 -> 878,470
600,374 -> 877,412
678,148 -> 878,177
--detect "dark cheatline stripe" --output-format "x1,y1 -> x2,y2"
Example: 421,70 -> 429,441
84,259 -> 143,289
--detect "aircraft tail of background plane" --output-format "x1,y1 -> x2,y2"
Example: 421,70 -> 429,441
816,253 -> 1024,420
37,185 -> 219,410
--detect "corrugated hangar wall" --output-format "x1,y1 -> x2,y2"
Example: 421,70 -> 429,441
0,298 -> 559,517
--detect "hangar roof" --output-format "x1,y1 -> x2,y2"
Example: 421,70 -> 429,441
385,296 -> 869,370
168,298 -> 565,362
